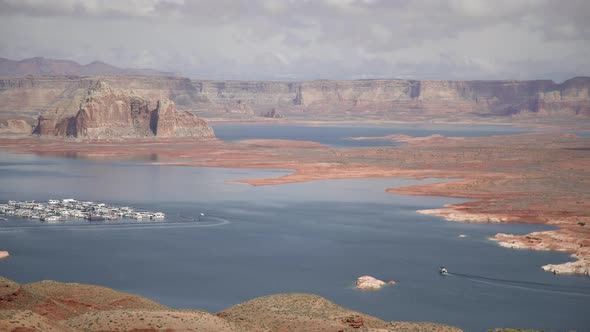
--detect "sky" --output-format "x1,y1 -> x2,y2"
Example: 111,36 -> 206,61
1,0 -> 589,81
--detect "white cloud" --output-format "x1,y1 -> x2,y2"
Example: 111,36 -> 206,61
0,0 -> 589,81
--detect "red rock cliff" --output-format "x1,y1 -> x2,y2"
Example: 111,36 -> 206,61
33,81 -> 214,139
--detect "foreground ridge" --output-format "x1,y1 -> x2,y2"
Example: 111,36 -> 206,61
0,277 -> 462,332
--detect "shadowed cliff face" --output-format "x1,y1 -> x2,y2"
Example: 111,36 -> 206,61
1,75 -> 589,120
32,81 -> 214,139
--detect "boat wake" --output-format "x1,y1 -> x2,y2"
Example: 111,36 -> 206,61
0,215 -> 231,232
448,272 -> 590,297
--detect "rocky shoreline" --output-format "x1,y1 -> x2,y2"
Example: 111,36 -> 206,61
419,208 -> 590,275
492,230 -> 590,276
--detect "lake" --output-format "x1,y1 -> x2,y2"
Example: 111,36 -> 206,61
211,123 -> 530,147
0,125 -> 588,332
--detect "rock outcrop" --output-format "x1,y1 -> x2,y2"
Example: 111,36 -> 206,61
260,108 -> 283,118
0,119 -> 32,135
342,314 -> 365,328
355,275 -> 394,290
151,99 -> 213,137
542,259 -> 590,276
223,100 -> 255,115
33,81 -> 214,139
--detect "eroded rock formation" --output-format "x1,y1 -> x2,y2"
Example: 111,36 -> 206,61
260,108 -> 283,118
33,81 -> 214,139
223,100 -> 255,115
355,275 -> 395,290
0,119 -> 32,135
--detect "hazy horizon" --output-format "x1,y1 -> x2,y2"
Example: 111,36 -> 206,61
1,1 -> 590,81
3,55 -> 590,83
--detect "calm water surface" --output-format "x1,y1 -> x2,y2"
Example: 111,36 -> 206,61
212,123 -> 529,147
0,125 -> 588,332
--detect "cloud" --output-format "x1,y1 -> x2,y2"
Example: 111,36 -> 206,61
0,0 -> 589,81
0,0 -> 177,18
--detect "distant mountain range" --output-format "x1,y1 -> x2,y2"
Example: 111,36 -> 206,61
0,57 -> 173,77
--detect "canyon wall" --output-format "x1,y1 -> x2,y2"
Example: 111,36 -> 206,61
295,78 -> 590,117
1,75 -> 589,120
32,81 -> 214,139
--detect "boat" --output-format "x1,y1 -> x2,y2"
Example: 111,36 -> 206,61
439,267 -> 449,275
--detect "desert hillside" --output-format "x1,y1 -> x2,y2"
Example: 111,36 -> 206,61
0,277 -> 462,332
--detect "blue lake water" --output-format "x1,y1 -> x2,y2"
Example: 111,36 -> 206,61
212,123 -> 530,147
0,131 -> 588,332
568,130 -> 590,137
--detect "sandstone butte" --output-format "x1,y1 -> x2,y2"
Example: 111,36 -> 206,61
356,275 -> 396,290
0,276 -> 463,332
32,81 -> 214,139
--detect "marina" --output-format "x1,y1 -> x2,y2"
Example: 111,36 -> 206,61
0,199 -> 165,223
